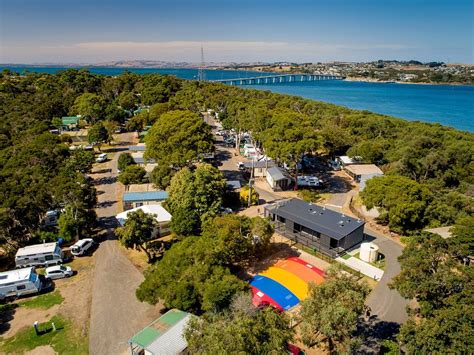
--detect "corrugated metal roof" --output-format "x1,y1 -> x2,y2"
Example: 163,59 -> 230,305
61,116 -> 81,125
266,198 -> 364,240
128,144 -> 146,151
267,167 -> 288,181
131,327 -> 161,348
243,160 -> 276,169
123,191 -> 168,202
129,309 -> 190,351
16,242 -> 58,257
146,314 -> 192,355
226,180 -> 241,190
116,205 -> 172,225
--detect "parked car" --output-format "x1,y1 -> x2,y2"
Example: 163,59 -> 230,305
45,265 -> 73,280
220,207 -> 233,215
96,153 -> 107,163
70,238 -> 95,256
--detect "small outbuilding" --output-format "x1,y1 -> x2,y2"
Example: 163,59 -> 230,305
128,309 -> 193,355
344,164 -> 383,186
266,167 -> 292,191
61,115 -> 81,131
123,187 -> 168,210
243,160 -> 276,177
116,204 -> 172,237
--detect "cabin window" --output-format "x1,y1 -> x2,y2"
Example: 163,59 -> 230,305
45,255 -> 53,261
330,238 -> 338,248
17,285 -> 26,290
277,215 -> 286,223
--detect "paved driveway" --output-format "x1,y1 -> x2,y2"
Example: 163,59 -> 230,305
365,229 -> 408,324
89,144 -> 160,355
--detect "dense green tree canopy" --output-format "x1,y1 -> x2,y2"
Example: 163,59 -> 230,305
87,121 -> 110,147
167,165 -> 226,235
149,165 -> 175,189
261,109 -> 319,183
145,110 -> 214,168
451,216 -> 474,255
117,165 -> 147,185
391,234 -> 470,315
64,148 -> 95,174
202,214 -> 273,265
117,91 -> 137,111
1,69 -> 472,251
115,209 -> 157,262
299,265 -> 370,353
184,293 -> 294,354
136,236 -> 246,313
72,93 -> 105,122
392,234 -> 474,353
361,175 -> 433,234
117,152 -> 135,172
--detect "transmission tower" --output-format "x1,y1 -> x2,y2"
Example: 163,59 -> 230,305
198,45 -> 205,81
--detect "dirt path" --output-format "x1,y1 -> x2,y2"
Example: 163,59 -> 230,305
88,139 -> 161,355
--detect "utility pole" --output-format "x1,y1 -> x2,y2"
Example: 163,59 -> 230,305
198,45 -> 205,81
248,158 -> 254,207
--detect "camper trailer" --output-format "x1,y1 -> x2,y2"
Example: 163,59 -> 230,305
0,267 -> 42,300
15,242 -> 64,268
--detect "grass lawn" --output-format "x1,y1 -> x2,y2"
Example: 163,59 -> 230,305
0,314 -> 88,354
341,253 -> 352,260
19,290 -> 64,309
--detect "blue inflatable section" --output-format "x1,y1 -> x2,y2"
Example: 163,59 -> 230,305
250,275 -> 300,310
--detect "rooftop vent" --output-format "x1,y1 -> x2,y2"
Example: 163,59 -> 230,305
338,220 -> 344,227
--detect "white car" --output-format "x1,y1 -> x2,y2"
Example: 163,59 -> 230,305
70,238 -> 95,256
96,153 -> 107,163
45,265 -> 73,280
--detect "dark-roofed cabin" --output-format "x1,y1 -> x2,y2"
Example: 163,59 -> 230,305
265,198 -> 365,257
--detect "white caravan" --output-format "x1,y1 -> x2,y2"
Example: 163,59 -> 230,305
0,267 -> 42,300
15,242 -> 64,268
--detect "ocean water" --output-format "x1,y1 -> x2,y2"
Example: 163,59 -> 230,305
3,66 -> 473,132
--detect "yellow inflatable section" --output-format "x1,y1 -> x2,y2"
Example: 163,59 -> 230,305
260,267 -> 308,300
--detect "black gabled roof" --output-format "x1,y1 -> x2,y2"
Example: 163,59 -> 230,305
266,198 -> 364,240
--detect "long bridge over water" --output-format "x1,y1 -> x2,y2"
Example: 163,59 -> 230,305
212,73 -> 345,85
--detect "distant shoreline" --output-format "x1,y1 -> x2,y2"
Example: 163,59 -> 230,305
2,64 -> 472,86
343,76 -> 472,86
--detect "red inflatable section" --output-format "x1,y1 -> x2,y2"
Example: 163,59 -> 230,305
287,257 -> 325,277
251,286 -> 283,311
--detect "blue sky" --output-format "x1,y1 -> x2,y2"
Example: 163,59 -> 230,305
1,0 -> 472,63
